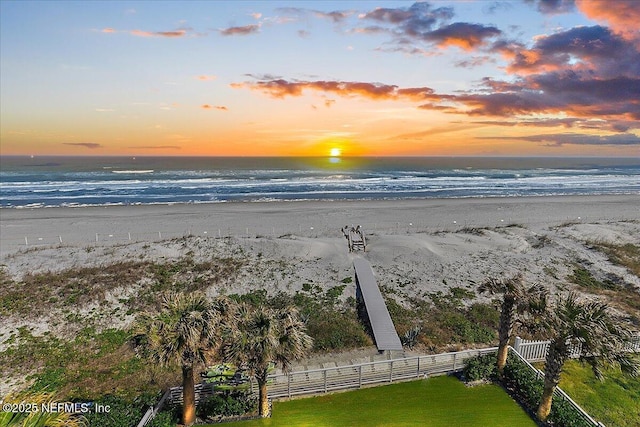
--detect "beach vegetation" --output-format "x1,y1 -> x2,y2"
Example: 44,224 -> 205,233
380,288 -> 499,350
196,390 -> 257,422
0,256 -> 244,318
231,284 -> 371,351
478,275 -> 548,378
459,226 -> 486,235
589,241 -> 640,277
462,352 -> 497,382
223,304 -> 312,417
535,292 -> 639,422
567,265 -> 640,322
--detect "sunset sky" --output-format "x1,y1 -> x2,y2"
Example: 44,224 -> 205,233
1,0 -> 639,157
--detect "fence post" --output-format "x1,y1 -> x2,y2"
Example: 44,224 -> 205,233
358,365 -> 362,388
389,361 -> 393,382
417,357 -> 420,378
452,353 -> 457,371
287,374 -> 291,398
323,370 -> 327,393
514,336 -> 522,354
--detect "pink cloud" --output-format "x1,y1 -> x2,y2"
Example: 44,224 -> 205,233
130,29 -> 187,38
219,24 -> 260,36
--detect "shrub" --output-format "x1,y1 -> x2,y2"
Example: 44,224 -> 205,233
502,353 -> 543,410
197,390 -> 257,419
463,353 -> 497,382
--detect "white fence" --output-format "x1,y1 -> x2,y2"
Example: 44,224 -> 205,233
514,335 -> 640,362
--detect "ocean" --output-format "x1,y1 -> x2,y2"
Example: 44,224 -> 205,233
0,156 -> 638,208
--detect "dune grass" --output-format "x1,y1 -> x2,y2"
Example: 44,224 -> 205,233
556,359 -> 640,427
216,375 -> 536,427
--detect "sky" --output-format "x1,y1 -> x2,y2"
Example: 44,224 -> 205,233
1,0 -> 639,157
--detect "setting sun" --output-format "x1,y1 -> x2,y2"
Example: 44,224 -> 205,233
330,148 -> 341,157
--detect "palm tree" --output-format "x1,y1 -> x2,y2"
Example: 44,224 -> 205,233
478,274 -> 548,378
133,292 -> 230,426
536,292 -> 639,421
224,304 -> 313,417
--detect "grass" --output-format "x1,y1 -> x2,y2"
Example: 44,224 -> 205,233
567,266 -> 640,323
590,242 -> 640,277
217,375 -> 536,427
0,257 -> 244,317
556,359 -> 640,427
383,288 -> 499,351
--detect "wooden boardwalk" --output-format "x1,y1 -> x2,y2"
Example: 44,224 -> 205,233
353,257 -> 403,352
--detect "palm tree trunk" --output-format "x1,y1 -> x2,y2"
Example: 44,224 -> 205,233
258,379 -> 269,417
537,339 -> 566,422
496,342 -> 509,378
537,381 -> 555,421
497,296 -> 515,378
182,365 -> 196,426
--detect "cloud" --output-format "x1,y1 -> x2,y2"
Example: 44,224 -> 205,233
504,25 -> 640,78
63,143 -> 102,149
196,75 -> 217,81
358,3 -> 500,53
313,10 -> 353,23
576,0 -> 640,40
361,2 -> 454,26
95,108 -> 115,112
129,145 -> 182,150
454,56 -> 495,68
481,132 -> 640,146
231,78 -> 439,102
483,2 -> 513,15
424,22 -> 501,51
130,29 -> 187,38
102,27 -> 117,33
219,24 -> 260,36
201,104 -> 228,111
473,118 -> 639,131
297,30 -> 310,38
277,7 -> 352,23
446,72 -> 640,119
524,0 -> 576,15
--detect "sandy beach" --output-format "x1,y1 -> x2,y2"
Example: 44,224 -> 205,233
1,194 -> 639,285
1,195 -> 639,393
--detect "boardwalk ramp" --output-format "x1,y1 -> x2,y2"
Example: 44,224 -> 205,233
353,257 -> 403,353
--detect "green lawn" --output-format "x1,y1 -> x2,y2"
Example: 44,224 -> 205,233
216,375 -> 536,427
556,359 -> 640,427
